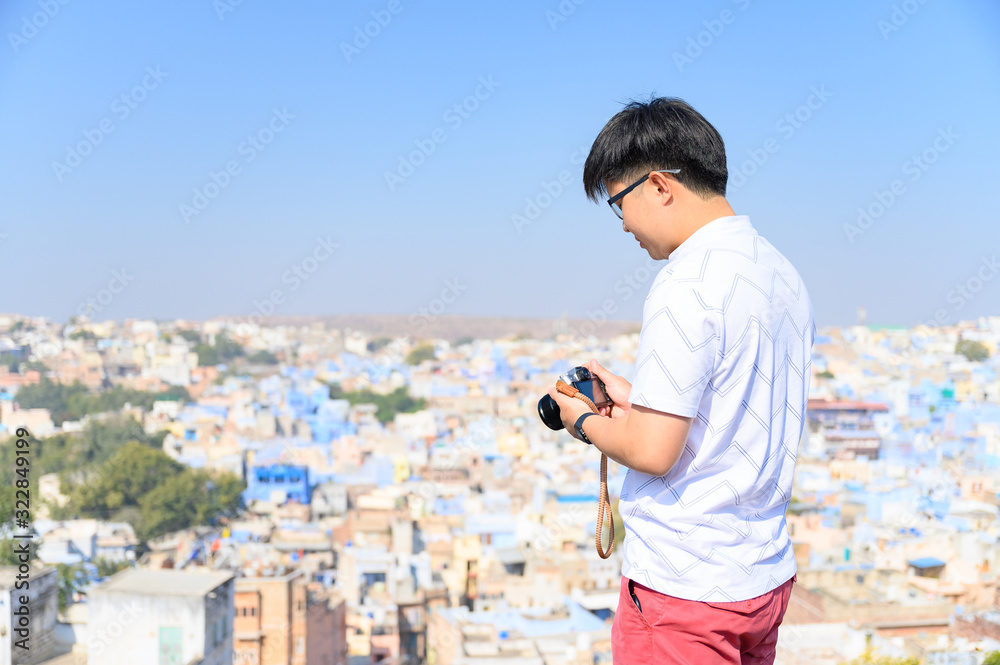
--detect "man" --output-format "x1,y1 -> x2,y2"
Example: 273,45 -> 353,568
547,97 -> 816,664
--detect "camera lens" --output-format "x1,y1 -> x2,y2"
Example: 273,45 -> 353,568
537,395 -> 564,431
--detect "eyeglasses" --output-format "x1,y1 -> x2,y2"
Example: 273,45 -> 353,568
607,169 -> 681,219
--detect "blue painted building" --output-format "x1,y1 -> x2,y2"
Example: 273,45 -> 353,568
244,463 -> 311,504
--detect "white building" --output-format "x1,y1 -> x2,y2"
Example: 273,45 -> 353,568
87,568 -> 235,665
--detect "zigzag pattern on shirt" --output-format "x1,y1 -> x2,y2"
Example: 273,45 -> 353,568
633,348 -> 712,397
644,305 -> 719,352
672,235 -> 761,284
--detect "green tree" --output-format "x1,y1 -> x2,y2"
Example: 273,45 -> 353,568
195,333 -> 245,366
247,350 -> 279,365
955,339 -> 990,362
982,651 -> 1000,665
138,469 -> 244,542
0,535 -> 39,566
453,336 -> 475,347
177,330 -> 201,343
13,379 -> 188,425
367,337 -> 393,352
59,442 -> 244,543
840,648 -> 922,665
406,343 -> 436,365
322,383 -> 425,424
94,557 -> 133,578
13,378 -> 90,425
817,369 -> 835,379
66,442 -> 184,517
69,330 -> 97,341
56,563 -> 89,612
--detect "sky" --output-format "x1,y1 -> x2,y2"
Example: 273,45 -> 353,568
1,0 -> 999,331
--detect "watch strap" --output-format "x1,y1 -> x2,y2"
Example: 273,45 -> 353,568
574,412 -> 597,444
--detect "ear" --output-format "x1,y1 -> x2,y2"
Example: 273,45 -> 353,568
646,171 -> 675,206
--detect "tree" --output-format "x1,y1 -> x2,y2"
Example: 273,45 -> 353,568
13,379 -> 188,426
56,563 -> 89,612
840,648 -> 922,665
66,442 -> 184,517
955,339 -> 989,362
0,534 -> 39,566
195,332 -> 245,366
60,442 -> 244,543
323,383 -> 426,424
982,651 -> 1000,665
94,557 -> 133,578
177,330 -> 201,343
247,350 -> 279,365
138,469 -> 244,542
406,343 -> 436,365
817,369 -> 835,379
453,336 -> 475,347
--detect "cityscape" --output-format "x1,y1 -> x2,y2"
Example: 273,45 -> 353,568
3,2 -> 999,664
1,312 -> 999,664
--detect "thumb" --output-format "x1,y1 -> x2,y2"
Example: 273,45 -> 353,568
587,358 -> 609,380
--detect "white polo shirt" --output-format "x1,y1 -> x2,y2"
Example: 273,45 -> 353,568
621,215 -> 816,602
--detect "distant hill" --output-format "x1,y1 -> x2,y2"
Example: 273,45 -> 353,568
230,314 -> 640,341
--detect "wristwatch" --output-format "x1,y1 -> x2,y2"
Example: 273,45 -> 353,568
574,413 -> 597,444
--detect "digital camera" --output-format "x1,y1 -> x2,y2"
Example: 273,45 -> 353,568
537,366 -> 611,431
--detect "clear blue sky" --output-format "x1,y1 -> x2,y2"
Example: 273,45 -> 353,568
2,0 -> 998,329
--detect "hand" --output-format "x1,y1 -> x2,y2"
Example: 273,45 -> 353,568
547,386 -> 596,439
586,359 -> 632,419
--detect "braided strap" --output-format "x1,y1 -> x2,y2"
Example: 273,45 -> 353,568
555,381 -> 614,559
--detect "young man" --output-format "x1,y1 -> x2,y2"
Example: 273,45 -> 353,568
546,97 -> 816,664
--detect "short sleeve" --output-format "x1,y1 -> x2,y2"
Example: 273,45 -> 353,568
628,279 -> 720,418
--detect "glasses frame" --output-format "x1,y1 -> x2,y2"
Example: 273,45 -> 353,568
607,169 -> 681,219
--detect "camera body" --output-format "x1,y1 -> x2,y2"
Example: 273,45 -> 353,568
537,366 -> 611,431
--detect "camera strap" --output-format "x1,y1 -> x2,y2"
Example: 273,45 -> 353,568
555,381 -> 614,560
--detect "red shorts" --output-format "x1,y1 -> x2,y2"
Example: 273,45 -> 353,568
612,573 -> 796,665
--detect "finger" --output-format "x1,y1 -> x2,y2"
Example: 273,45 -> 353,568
588,358 -> 608,380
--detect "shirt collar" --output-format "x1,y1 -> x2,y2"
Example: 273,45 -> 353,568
667,215 -> 756,262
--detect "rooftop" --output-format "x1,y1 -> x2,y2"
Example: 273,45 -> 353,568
93,568 -> 234,596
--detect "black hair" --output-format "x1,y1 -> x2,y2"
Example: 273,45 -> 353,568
583,97 -> 728,202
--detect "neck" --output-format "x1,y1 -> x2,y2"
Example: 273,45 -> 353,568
680,195 -> 736,240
